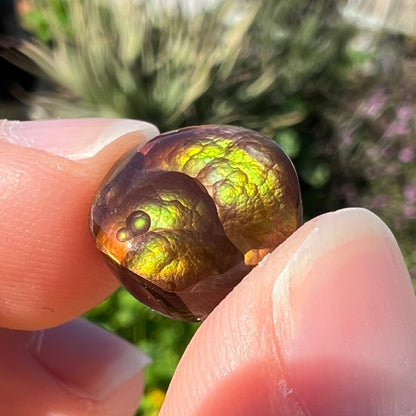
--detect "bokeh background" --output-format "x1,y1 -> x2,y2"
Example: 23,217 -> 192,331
1,0 -> 415,414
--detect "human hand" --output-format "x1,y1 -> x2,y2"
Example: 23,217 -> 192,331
0,119 -> 415,416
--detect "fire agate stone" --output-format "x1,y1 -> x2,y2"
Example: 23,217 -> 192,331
90,125 -> 302,321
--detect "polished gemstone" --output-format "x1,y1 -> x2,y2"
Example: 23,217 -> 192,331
90,125 -> 302,321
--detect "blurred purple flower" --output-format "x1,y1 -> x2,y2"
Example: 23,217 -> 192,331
404,185 -> 416,202
341,130 -> 354,146
370,194 -> 387,210
403,203 -> 416,219
397,106 -> 413,121
399,146 -> 415,163
387,105 -> 413,137
362,88 -> 387,118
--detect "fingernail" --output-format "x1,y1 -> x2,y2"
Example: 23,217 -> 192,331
0,118 -> 159,160
272,207 -> 411,353
27,319 -> 151,400
272,208 -> 416,413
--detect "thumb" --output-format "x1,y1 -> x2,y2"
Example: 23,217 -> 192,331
161,208 -> 416,416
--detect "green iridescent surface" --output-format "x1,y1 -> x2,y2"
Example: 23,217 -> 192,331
139,126 -> 301,265
90,125 -> 302,320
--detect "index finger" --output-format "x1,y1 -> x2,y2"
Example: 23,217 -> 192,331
0,118 -> 158,330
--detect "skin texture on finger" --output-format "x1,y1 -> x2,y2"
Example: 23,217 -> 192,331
160,208 -> 416,416
161,214 -> 320,416
0,119 -> 158,330
0,319 -> 148,416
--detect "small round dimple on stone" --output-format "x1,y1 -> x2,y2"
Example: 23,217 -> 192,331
126,211 -> 151,236
90,125 -> 302,321
116,227 -> 133,242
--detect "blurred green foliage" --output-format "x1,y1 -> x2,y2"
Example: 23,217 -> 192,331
18,0 -> 416,414
20,0 -> 353,130
22,0 -> 71,42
